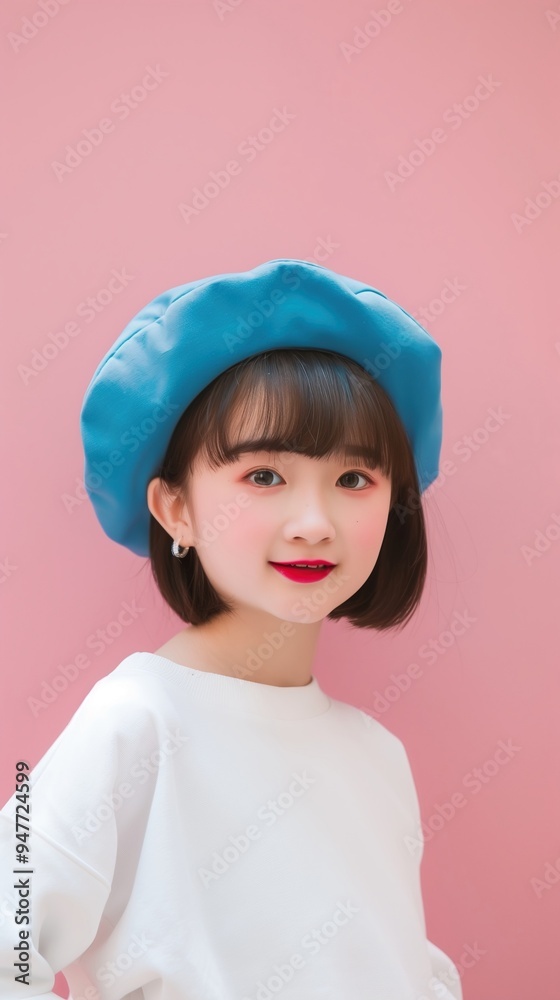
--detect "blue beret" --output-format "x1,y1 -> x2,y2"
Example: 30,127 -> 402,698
80,258 -> 442,557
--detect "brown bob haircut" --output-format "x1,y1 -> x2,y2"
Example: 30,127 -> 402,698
147,349 -> 429,632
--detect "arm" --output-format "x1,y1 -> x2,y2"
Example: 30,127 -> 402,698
0,677 -> 144,998
426,938 -> 463,1000
394,737 -> 464,1000
0,815 -> 114,999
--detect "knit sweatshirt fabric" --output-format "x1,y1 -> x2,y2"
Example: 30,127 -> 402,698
0,653 -> 463,1000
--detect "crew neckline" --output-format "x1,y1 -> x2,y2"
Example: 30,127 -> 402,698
114,651 -> 332,720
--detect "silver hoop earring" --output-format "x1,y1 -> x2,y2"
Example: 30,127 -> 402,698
171,538 -> 189,559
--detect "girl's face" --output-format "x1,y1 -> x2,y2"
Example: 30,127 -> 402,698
178,437 -> 393,626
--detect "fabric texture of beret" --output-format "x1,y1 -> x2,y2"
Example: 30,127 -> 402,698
80,258 -> 442,557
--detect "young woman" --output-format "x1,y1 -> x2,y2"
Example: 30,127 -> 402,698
0,259 -> 462,999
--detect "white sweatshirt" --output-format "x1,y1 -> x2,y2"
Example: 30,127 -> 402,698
0,652 -> 463,1000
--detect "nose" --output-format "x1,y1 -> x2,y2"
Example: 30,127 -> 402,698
283,490 -> 336,543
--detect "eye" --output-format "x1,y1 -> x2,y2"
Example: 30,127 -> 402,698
338,471 -> 372,490
244,469 -> 373,489
245,469 -> 283,487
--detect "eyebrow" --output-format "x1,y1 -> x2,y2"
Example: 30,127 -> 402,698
226,438 -> 381,465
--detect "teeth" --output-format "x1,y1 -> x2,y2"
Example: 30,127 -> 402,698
291,563 -> 328,568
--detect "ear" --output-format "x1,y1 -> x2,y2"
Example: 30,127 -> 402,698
146,477 -> 192,544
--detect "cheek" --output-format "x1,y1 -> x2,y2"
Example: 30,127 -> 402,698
226,510 -> 264,549
353,505 -> 391,552
194,490 -> 266,556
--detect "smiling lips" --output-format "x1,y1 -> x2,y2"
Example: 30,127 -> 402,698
269,561 -> 336,583
271,560 -> 336,567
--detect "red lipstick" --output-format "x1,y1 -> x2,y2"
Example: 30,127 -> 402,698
269,560 -> 336,583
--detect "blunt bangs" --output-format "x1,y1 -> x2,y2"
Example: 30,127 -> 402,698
195,347 -> 393,472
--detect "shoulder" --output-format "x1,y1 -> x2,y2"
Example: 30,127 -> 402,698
67,657 -> 164,731
1,656 -> 174,822
328,692 -> 407,756
32,654 -> 178,777
328,695 -> 421,813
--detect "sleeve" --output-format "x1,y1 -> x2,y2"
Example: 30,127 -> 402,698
426,939 -> 463,1000
0,677 -> 148,999
0,818 -> 113,999
393,737 -> 464,1000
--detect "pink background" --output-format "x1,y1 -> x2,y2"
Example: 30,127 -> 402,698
2,0 -> 559,996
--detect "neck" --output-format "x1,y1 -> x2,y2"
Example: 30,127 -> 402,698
171,609 -> 323,687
